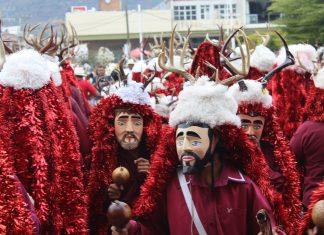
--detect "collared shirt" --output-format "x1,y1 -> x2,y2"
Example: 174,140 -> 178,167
129,163 -> 281,235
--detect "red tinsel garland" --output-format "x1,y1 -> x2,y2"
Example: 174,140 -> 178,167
163,73 -> 184,96
238,103 -> 302,234
269,69 -> 313,139
0,138 -> 36,235
302,86 -> 324,122
87,95 -> 162,235
299,182 -> 324,234
133,125 -> 291,232
190,41 -> 221,78
0,82 -> 88,234
60,61 -> 92,116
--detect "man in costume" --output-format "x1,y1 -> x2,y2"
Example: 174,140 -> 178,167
270,44 -> 317,139
290,67 -> 324,210
88,71 -> 162,234
0,48 -> 88,234
229,79 -> 301,230
112,74 -> 288,234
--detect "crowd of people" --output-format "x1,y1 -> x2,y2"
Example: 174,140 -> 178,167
0,23 -> 324,235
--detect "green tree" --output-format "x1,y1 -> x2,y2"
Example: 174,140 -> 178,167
268,0 -> 324,45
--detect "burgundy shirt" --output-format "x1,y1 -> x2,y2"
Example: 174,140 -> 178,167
289,121 -> 324,209
129,164 -> 283,235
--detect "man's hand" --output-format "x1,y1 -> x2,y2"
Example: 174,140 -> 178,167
257,230 -> 279,235
307,226 -> 319,235
134,158 -> 150,174
107,183 -> 123,200
111,226 -> 128,235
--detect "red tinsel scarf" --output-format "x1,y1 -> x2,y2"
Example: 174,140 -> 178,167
133,125 -> 292,233
238,103 -> 302,234
0,82 -> 88,234
299,182 -> 324,234
87,95 -> 162,235
0,139 -> 36,235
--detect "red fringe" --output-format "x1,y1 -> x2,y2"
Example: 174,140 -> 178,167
269,69 -> 313,139
0,82 -> 88,234
163,73 -> 184,96
190,41 -> 221,78
302,86 -> 324,122
87,95 -> 162,234
299,182 -> 324,234
239,103 -> 302,234
0,138 -> 36,235
133,125 -> 292,233
60,61 -> 92,115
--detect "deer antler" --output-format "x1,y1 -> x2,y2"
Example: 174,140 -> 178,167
255,31 -> 270,46
158,25 -> 195,84
220,29 -> 250,75
260,31 -> 295,88
203,61 -> 220,83
118,58 -> 127,86
219,29 -> 251,85
142,65 -> 157,90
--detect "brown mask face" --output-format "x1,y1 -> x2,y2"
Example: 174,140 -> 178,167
176,124 -> 218,174
114,110 -> 144,150
238,114 -> 265,144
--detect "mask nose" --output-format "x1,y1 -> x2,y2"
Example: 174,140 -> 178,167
125,120 -> 134,132
182,137 -> 192,152
246,126 -> 255,136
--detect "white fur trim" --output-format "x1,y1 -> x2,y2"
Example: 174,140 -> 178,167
169,80 -> 240,128
147,57 -> 162,72
132,61 -> 146,73
42,55 -> 62,86
228,80 -> 272,108
114,81 -> 151,106
313,67 -> 324,89
250,45 -> 276,72
0,49 -> 51,90
276,44 -> 317,73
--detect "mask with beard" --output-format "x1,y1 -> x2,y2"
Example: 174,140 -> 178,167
176,123 -> 216,174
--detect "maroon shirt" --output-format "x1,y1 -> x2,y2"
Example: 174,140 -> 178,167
128,163 -> 283,235
290,121 -> 324,209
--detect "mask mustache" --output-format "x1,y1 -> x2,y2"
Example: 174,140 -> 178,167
122,133 -> 138,141
180,151 -> 200,161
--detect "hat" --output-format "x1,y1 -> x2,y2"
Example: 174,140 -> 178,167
74,66 -> 86,77
169,77 -> 240,128
127,58 -> 135,65
0,49 -> 51,90
228,79 -> 272,108
313,67 -> 324,89
114,80 -> 151,106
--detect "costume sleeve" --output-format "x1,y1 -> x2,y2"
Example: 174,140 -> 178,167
289,125 -> 305,164
248,182 -> 286,235
128,197 -> 169,235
